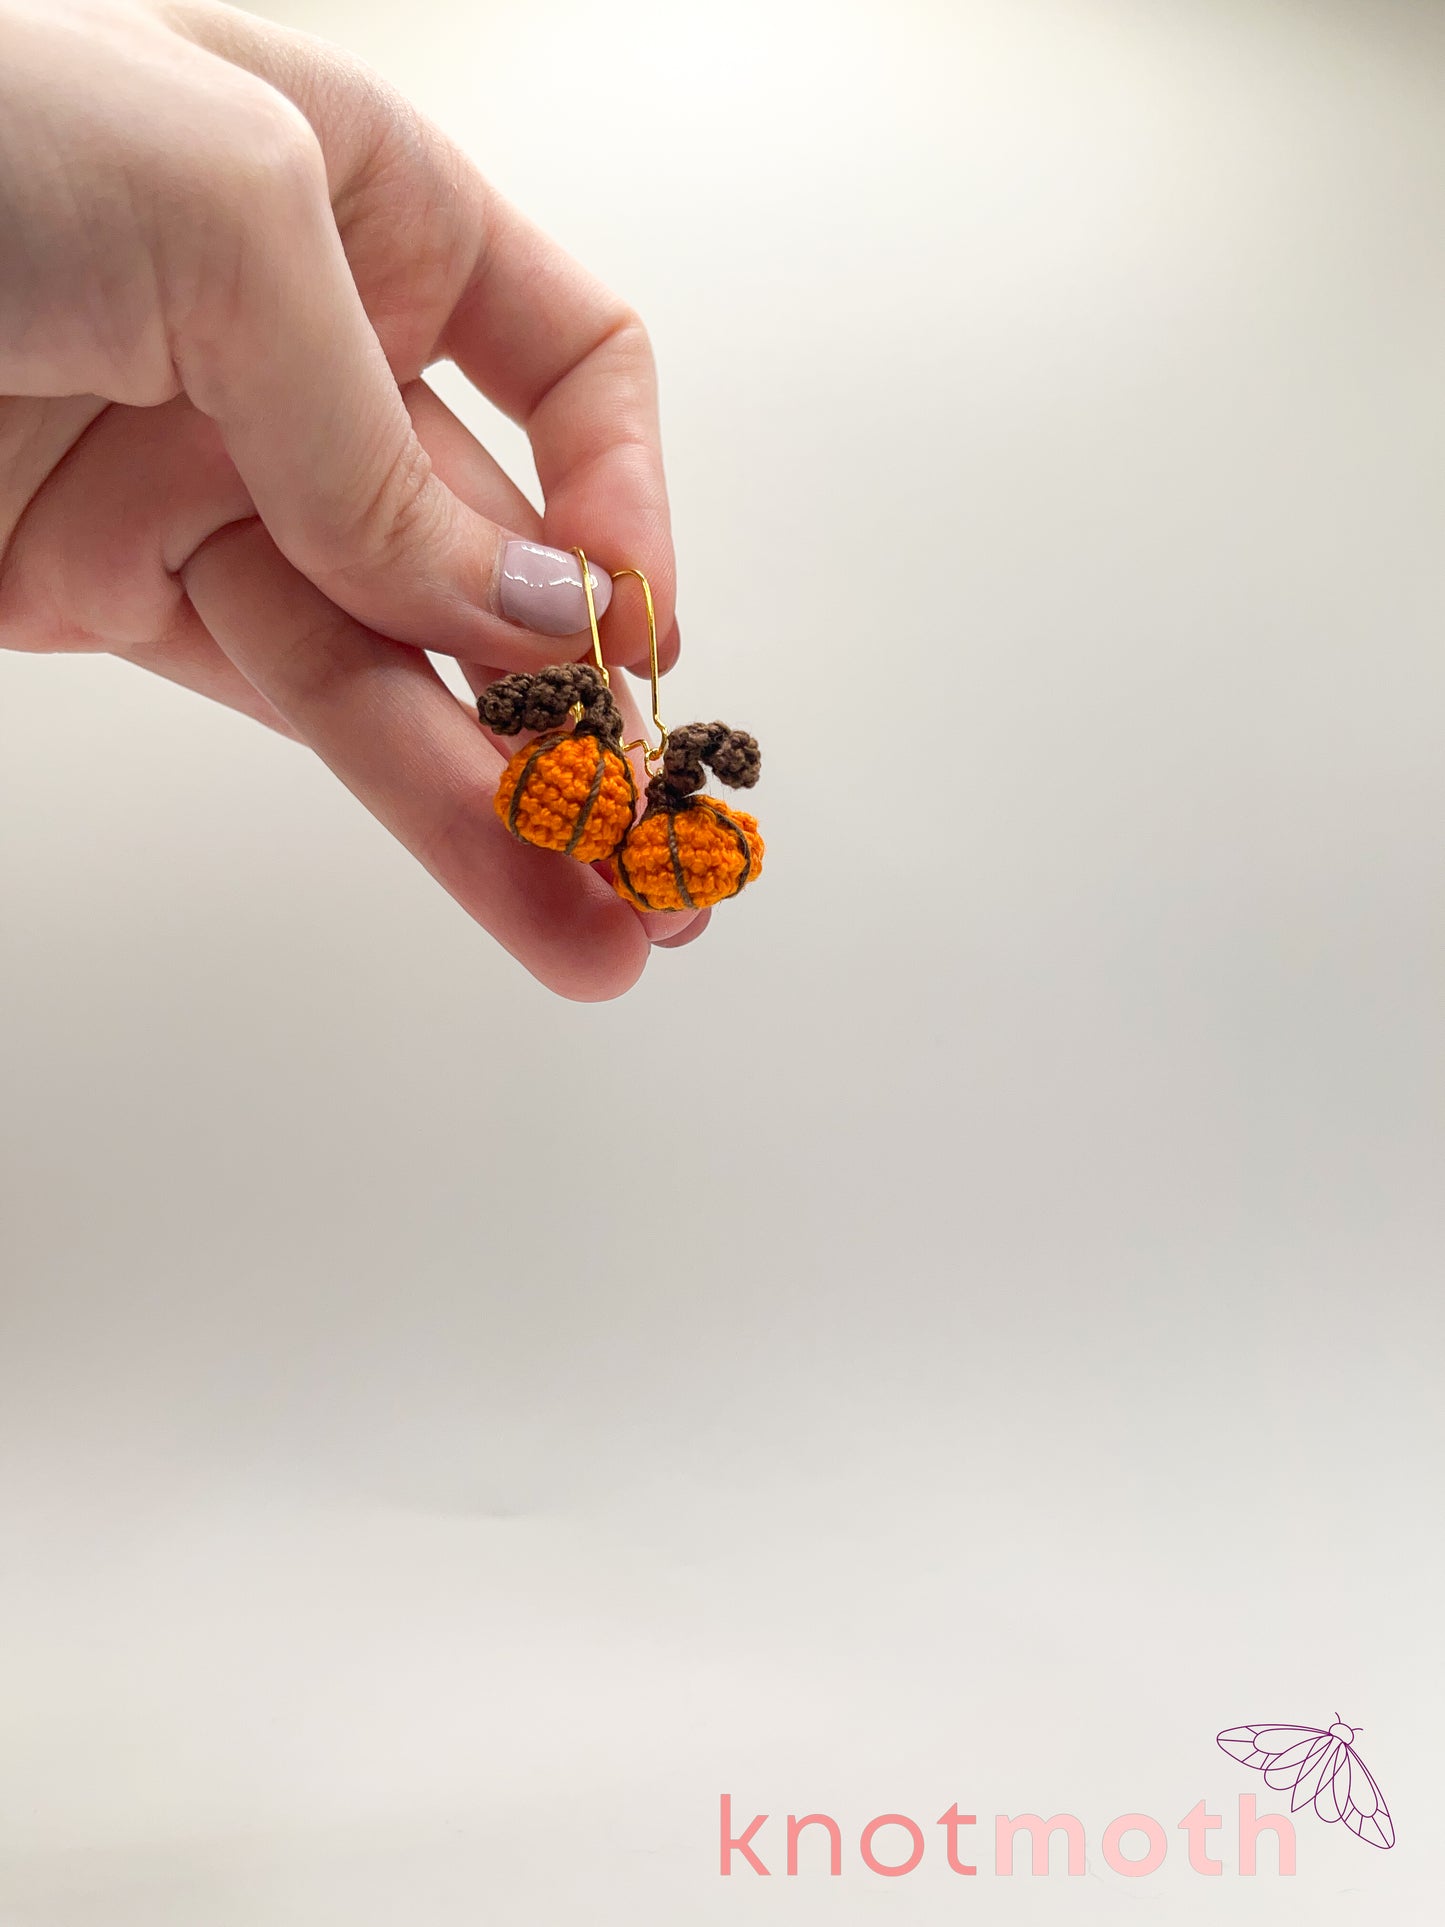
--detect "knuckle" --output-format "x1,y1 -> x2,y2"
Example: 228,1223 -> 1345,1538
159,79 -> 324,263
158,81 -> 328,387
212,85 -> 327,218
271,613 -> 359,713
323,436 -> 450,589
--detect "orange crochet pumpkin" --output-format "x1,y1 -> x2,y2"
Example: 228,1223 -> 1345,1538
479,664 -> 637,864
612,721 -> 763,911
495,728 -> 637,862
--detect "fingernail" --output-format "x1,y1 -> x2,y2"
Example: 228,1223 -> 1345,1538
499,541 -> 613,636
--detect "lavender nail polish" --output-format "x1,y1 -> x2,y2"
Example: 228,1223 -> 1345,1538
499,541 -> 613,636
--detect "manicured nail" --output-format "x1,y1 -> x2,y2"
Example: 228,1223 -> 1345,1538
499,541 -> 613,636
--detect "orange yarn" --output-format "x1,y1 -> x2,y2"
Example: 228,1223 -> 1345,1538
613,797 -> 764,911
494,730 -> 637,863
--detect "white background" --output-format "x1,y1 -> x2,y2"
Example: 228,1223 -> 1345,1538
2,0 -> 1443,1919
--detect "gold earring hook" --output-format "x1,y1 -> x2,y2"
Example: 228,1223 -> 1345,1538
610,566 -> 669,766
568,547 -> 612,725
572,547 -> 610,686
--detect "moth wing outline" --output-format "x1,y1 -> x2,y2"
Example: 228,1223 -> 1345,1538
1216,1723 -> 1330,1772
1216,1720 -> 1396,1850
1338,1744 -> 1396,1850
1284,1737 -> 1342,1812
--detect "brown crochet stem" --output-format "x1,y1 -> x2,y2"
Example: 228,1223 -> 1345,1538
477,663 -> 623,747
644,720 -> 762,813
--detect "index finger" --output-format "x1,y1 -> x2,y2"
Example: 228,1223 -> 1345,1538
169,3 -> 678,671
442,191 -> 679,675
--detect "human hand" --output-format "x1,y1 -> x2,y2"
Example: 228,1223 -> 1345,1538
0,0 -> 700,997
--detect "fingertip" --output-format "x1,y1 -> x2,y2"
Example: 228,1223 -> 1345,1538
619,616 -> 681,685
433,795 -> 650,1001
545,931 -> 650,1001
603,564 -> 678,676
527,914 -> 650,1002
638,905 -> 691,943
648,905 -> 712,950
656,617 -> 682,676
513,866 -> 651,1002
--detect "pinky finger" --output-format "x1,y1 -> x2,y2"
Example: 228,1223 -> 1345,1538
647,907 -> 712,949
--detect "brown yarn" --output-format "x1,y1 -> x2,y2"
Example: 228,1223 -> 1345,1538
477,663 -> 623,746
646,720 -> 761,812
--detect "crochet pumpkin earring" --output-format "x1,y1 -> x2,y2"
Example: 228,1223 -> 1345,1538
606,568 -> 764,912
477,551 -> 638,864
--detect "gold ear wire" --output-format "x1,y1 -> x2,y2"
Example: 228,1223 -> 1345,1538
609,566 -> 669,767
572,547 -> 610,686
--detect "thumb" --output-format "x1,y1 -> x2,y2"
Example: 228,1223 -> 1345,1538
173,95 -> 607,665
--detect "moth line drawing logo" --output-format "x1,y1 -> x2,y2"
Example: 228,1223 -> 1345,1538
1216,1715 -> 1394,1851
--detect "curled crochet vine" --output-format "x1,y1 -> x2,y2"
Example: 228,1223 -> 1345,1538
645,720 -> 762,813
478,663 -> 623,747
